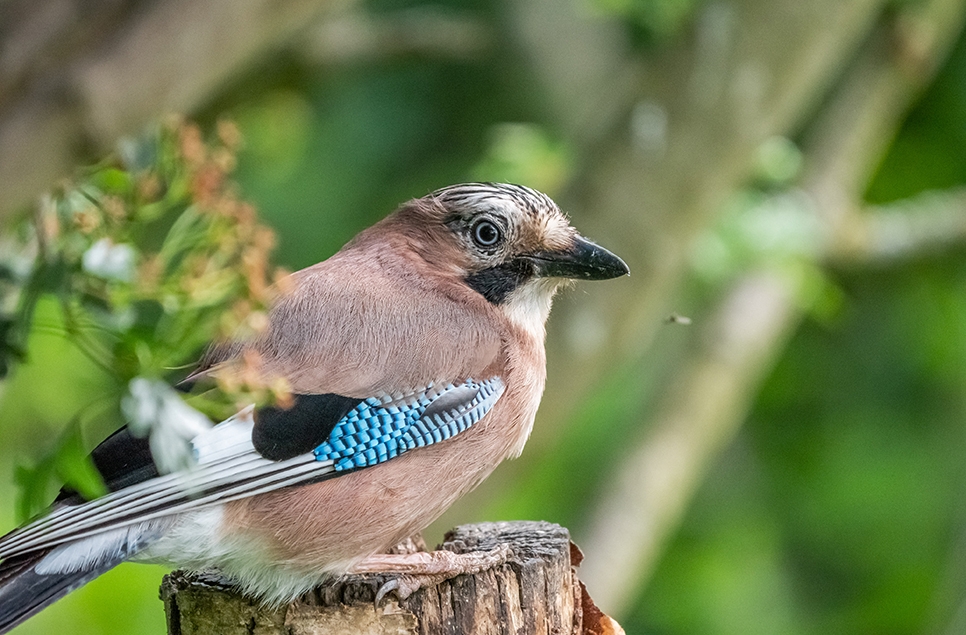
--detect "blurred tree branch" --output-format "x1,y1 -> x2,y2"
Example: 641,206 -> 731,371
300,7 -> 492,64
0,0 -> 357,220
574,0 -> 966,614
832,187 -> 966,264
579,269 -> 802,614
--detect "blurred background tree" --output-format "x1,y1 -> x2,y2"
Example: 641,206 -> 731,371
2,0 -> 966,633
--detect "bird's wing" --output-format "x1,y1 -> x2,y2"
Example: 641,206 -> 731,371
0,377 -> 505,559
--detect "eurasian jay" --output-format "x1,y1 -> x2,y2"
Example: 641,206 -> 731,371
0,182 -> 628,631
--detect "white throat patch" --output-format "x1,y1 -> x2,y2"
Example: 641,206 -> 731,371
500,278 -> 562,341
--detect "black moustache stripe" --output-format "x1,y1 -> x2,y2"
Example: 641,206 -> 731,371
464,258 -> 535,304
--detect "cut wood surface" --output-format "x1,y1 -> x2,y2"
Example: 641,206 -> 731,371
160,521 -> 622,635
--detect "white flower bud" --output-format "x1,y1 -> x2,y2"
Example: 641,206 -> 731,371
82,238 -> 136,282
121,378 -> 212,473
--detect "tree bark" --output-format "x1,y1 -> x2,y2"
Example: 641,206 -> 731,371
160,521 -> 622,635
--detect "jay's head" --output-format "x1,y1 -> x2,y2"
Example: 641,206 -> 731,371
373,182 -> 628,323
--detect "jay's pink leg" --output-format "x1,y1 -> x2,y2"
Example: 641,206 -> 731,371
350,544 -> 512,604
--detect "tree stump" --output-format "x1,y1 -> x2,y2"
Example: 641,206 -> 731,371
160,520 -> 622,635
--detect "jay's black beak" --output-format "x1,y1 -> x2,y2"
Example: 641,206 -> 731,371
526,236 -> 629,281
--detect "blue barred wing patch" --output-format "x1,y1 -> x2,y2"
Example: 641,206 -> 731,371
314,377 -> 505,471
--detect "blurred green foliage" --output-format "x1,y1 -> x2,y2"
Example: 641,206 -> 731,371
1,120 -> 285,523
867,32 -> 966,204
14,418 -> 105,521
592,0 -> 703,43
624,32 -> 966,635
634,249 -> 966,635
2,2 -> 966,635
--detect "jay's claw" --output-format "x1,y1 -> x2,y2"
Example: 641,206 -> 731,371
374,578 -> 399,606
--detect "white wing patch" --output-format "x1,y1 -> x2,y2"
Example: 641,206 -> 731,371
34,521 -> 168,575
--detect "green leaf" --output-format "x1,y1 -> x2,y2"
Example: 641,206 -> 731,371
90,168 -> 133,195
14,419 -> 107,522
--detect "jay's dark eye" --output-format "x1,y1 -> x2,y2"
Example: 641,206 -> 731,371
471,220 -> 502,248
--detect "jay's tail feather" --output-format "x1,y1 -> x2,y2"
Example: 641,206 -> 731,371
0,521 -> 164,634
0,550 -> 121,634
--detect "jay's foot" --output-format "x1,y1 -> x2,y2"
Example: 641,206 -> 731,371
350,544 -> 512,604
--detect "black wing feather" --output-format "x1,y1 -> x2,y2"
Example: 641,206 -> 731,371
253,393 -> 362,461
0,547 -> 134,633
56,427 -> 160,504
